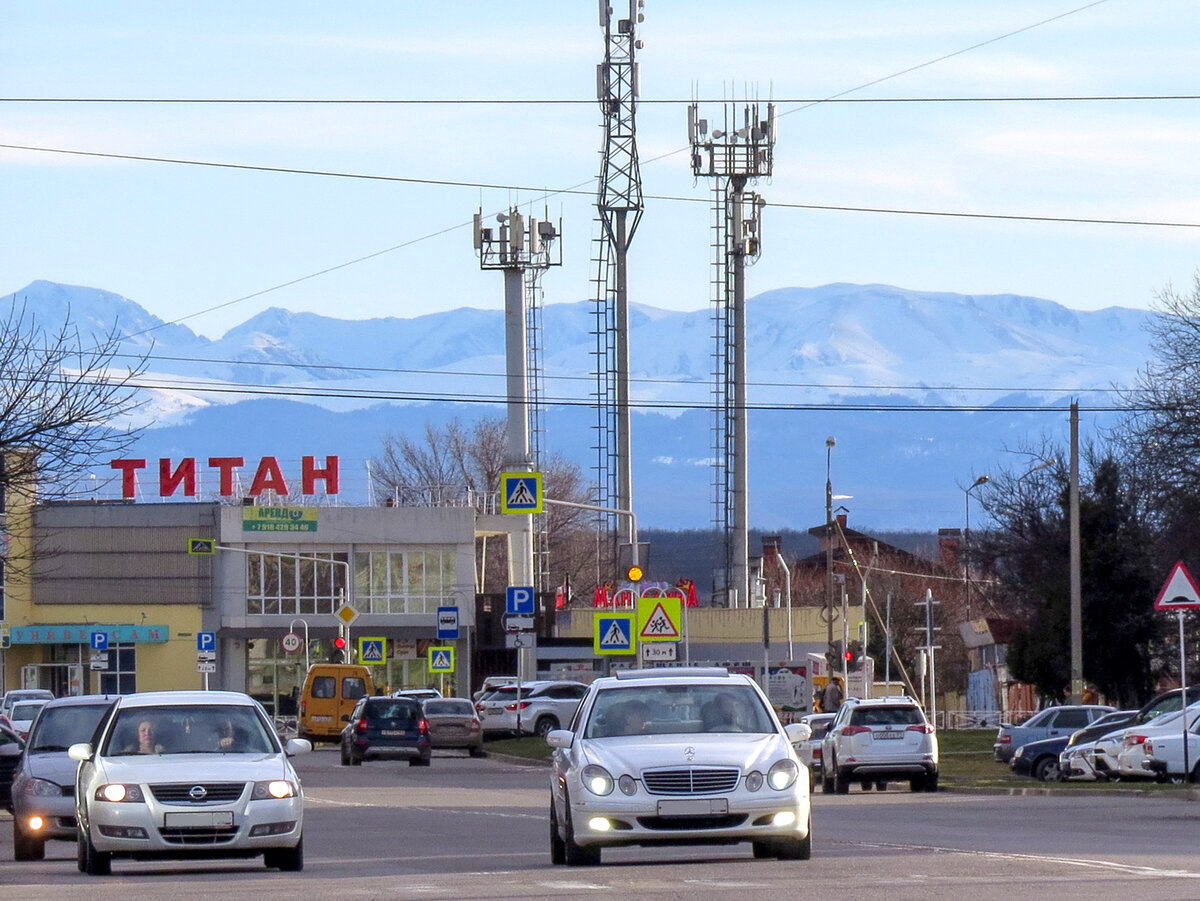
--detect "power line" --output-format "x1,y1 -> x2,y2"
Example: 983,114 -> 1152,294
5,94 -> 1198,105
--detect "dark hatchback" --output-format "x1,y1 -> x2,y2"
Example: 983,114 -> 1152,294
339,696 -> 431,766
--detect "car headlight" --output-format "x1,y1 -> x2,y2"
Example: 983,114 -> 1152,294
745,771 -> 764,791
23,777 -> 63,797
252,780 -> 298,800
581,765 -> 614,796
96,783 -> 144,803
618,774 -> 638,796
767,759 -> 799,791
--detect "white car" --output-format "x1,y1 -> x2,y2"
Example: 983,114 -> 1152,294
547,667 -> 813,866
477,680 -> 589,738
4,700 -> 49,741
1058,710 -> 1137,782
1140,711 -> 1200,782
821,696 -> 939,793
69,690 -> 311,876
1114,703 -> 1200,780
793,713 -> 835,790
1,689 -> 54,721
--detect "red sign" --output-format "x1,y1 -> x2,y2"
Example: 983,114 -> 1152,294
1154,561 -> 1200,611
110,456 -> 340,499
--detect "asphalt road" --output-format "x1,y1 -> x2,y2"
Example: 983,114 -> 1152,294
2,746 -> 1199,900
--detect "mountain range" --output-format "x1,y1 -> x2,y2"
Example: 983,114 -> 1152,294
2,280 -> 1157,532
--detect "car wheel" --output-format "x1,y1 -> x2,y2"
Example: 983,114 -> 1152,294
1033,757 -> 1061,783
563,800 -> 601,866
14,820 -> 45,861
875,781 -> 888,792
409,754 -> 431,767
350,751 -> 362,766
1191,762 -> 1200,784
821,770 -> 834,794
340,744 -> 350,765
861,781 -> 873,791
469,746 -> 486,758
535,716 -> 559,739
550,803 -> 566,865
82,828 -> 111,876
776,820 -> 813,861
752,841 -> 774,859
265,836 -> 304,872
909,775 -> 926,792
834,769 -> 850,795
924,773 -> 939,792
76,828 -> 88,873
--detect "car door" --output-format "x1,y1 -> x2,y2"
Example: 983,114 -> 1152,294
1046,708 -> 1092,738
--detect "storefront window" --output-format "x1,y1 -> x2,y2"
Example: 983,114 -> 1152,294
99,642 -> 137,694
246,551 -> 349,616
354,549 -> 455,614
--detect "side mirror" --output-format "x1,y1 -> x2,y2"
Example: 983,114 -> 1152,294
545,729 -> 573,749
285,738 -> 312,756
340,714 -> 351,722
785,722 -> 813,743
68,742 -> 94,762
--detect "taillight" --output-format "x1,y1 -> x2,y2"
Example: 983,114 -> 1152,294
469,721 -> 481,733
840,725 -> 871,736
300,700 -> 307,717
505,701 -> 533,712
999,735 -> 1011,744
354,718 -> 369,734
418,718 -> 429,735
811,747 -> 822,760
1125,734 -> 1149,746
906,724 -> 935,734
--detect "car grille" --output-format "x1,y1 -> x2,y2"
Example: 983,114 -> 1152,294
158,827 -> 239,845
149,782 -> 247,804
637,814 -> 747,831
641,767 -> 740,795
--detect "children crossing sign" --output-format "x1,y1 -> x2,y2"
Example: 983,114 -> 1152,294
428,645 -> 455,673
637,596 -> 682,642
500,472 -> 543,514
594,613 -> 635,655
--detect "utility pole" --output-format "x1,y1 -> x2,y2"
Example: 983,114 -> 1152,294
915,589 -> 941,724
688,98 -> 776,607
1069,401 -> 1083,704
474,208 -> 561,682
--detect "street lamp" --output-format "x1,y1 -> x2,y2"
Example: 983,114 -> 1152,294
963,474 -> 989,619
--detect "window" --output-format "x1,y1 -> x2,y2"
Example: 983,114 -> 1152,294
353,548 -> 456,614
246,551 -> 348,616
342,676 -> 368,700
1053,709 -> 1091,729
99,643 -> 137,695
311,676 -> 336,699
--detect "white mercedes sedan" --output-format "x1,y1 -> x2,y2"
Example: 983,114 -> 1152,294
547,668 -> 812,866
68,690 -> 310,876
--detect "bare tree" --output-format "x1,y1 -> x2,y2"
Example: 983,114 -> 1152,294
0,302 -> 147,500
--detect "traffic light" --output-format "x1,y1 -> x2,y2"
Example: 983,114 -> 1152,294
845,640 -> 863,672
626,565 -> 644,583
330,635 -> 348,663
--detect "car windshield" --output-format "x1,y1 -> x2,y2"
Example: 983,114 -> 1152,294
10,702 -> 46,721
425,700 -> 475,716
583,684 -> 776,738
28,704 -> 112,752
103,705 -> 278,756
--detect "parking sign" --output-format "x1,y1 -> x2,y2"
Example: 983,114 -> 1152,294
506,586 -> 535,615
197,631 -> 217,652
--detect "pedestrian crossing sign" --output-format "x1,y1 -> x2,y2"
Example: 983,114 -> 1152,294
500,471 -> 543,514
594,613 -> 636,655
358,637 -> 386,665
428,645 -> 455,673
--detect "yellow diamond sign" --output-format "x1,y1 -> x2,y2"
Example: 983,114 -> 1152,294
335,603 -> 360,627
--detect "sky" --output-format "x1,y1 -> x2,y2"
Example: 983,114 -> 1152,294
3,1 -> 1200,340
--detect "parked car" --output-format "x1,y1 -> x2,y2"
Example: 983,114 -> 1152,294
1012,734 -> 1069,781
993,705 -> 1115,763
11,695 -> 118,860
1140,706 -> 1200,782
1114,702 -> 1200,781
339,695 -> 431,766
6,700 -> 50,741
1089,688 -> 1200,779
0,722 -> 25,812
0,689 -> 54,721
1059,709 -> 1138,781
392,688 -> 442,703
476,680 -> 590,738
422,698 -> 484,757
473,676 -> 518,702
69,690 -> 311,875
792,713 -> 835,790
546,666 -> 813,866
822,696 -> 939,793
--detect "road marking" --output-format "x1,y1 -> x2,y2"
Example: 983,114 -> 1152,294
854,841 -> 1200,879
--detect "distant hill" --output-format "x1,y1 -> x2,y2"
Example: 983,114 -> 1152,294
2,280 -> 1155,531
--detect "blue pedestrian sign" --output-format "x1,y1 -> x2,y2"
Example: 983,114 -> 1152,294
437,606 -> 460,640
90,631 -> 109,651
197,631 -> 217,652
594,613 -> 635,655
358,638 -> 386,664
500,472 -> 543,514
428,646 -> 455,673
506,586 -> 535,615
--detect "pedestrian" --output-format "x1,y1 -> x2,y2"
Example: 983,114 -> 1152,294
822,677 -> 843,714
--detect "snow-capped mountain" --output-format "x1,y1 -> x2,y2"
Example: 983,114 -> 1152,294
1,280 -> 1157,531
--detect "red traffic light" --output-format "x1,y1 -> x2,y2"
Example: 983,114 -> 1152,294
333,636 -> 347,650
843,650 -> 853,661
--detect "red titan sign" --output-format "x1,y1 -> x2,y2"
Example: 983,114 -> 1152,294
110,456 -> 340,499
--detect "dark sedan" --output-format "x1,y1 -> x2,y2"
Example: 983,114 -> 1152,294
0,721 -> 24,811
339,696 -> 431,766
1011,734 -> 1069,781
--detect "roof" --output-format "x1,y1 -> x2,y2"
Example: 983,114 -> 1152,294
113,690 -> 259,709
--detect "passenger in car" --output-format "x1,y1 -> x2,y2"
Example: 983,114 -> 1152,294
618,700 -> 652,735
125,719 -> 165,754
701,694 -> 740,732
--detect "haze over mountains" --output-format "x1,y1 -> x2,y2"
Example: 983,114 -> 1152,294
3,280 -> 1156,531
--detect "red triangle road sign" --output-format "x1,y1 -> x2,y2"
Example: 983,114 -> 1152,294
1154,561 -> 1200,611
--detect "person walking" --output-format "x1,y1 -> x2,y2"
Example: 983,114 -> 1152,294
822,677 -> 844,714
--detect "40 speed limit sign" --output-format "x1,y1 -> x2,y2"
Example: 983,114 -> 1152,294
281,632 -> 303,653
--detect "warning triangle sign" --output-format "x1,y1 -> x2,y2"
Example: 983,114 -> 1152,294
1155,561 -> 1200,610
639,602 -> 680,639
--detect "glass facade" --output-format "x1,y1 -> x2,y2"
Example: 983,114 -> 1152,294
352,549 -> 456,614
246,551 -> 349,615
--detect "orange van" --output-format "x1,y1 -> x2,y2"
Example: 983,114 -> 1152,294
298,664 -> 375,743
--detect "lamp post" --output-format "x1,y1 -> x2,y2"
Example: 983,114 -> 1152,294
963,475 -> 989,620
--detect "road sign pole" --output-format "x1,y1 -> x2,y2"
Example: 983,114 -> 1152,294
1181,611 -> 1189,783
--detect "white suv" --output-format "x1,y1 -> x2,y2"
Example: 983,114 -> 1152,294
476,681 -> 590,738
821,696 -> 939,793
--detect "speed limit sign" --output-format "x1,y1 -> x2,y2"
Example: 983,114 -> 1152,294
281,632 -> 302,654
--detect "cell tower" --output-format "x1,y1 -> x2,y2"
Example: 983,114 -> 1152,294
474,208 -> 562,596
688,99 -> 777,608
592,0 -> 645,563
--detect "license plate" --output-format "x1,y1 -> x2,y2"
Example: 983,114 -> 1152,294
486,709 -> 502,716
381,730 -> 406,736
875,731 -> 904,740
656,798 -> 729,816
164,811 -> 235,828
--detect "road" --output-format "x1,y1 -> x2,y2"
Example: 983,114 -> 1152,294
1,747 -> 1198,900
